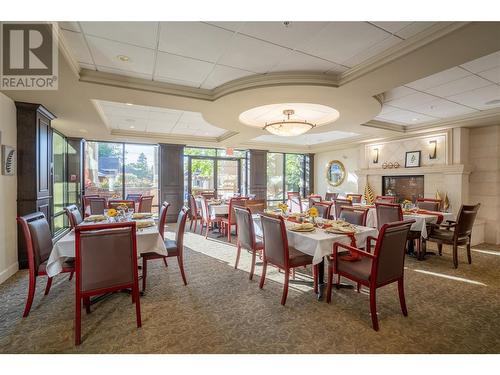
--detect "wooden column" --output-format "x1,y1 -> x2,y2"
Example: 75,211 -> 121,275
159,143 -> 185,223
249,149 -> 267,200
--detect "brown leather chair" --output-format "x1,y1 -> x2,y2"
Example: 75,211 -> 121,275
64,204 -> 83,229
339,206 -> 369,226
325,192 -> 339,201
422,204 -> 480,268
375,202 -> 403,230
416,198 -> 441,211
375,195 -> 396,203
287,191 -> 303,213
333,198 -> 353,219
234,207 -> 264,280
311,202 -> 332,219
141,205 -> 190,290
88,197 -> 107,215
200,196 -> 224,238
221,197 -> 249,241
74,222 -> 141,345
17,212 -> 75,317
259,214 -> 317,305
138,195 -> 154,213
188,194 -> 202,232
327,220 -> 415,331
108,200 -> 135,210
346,193 -> 363,203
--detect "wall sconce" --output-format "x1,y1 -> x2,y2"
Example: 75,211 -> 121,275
372,148 -> 379,164
429,140 -> 437,159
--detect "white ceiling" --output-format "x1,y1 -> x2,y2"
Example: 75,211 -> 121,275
252,130 -> 360,146
59,21 -> 436,89
96,100 -> 228,137
376,50 -> 500,125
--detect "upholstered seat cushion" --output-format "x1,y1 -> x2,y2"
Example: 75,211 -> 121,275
38,257 -> 74,275
164,239 -> 178,255
429,228 -> 454,241
337,256 -> 372,282
288,246 -> 313,267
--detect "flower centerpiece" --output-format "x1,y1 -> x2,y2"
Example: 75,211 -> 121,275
346,196 -> 353,201
402,199 -> 413,210
107,208 -> 118,222
277,203 -> 288,215
307,207 -> 319,223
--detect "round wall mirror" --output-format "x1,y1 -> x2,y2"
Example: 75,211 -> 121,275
326,160 -> 346,187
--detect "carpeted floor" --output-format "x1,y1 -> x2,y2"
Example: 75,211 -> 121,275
1,224 -> 499,354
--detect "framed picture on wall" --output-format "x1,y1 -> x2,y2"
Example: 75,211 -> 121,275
405,151 -> 421,168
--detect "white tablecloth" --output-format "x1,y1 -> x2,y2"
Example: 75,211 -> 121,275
195,198 -> 229,217
47,221 -> 167,277
253,217 -> 378,265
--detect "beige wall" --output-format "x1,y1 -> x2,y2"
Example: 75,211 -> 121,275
469,125 -> 500,244
315,146 -> 360,197
0,93 -> 18,284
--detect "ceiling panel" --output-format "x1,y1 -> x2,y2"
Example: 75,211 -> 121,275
460,50 -> 500,73
237,21 -> 327,50
411,98 -> 477,118
406,67 -> 470,91
80,22 -> 158,49
204,22 -> 245,33
201,65 -> 255,89
342,35 -> 401,67
269,50 -> 345,73
383,86 -> 418,101
477,66 -> 500,83
395,22 -> 436,39
425,75 -> 492,97
86,36 -> 155,75
217,33 -> 289,73
386,91 -> 437,110
447,84 -> 500,110
146,120 -> 177,133
370,22 -> 412,34
155,52 -> 214,86
61,30 -> 93,64
59,21 -> 81,32
375,108 -> 437,125
158,22 -> 234,63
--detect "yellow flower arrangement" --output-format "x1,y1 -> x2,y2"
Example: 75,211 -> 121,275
277,203 -> 288,213
308,207 -> 319,218
402,199 -> 412,205
346,196 -> 353,201
107,208 -> 118,217
117,204 -> 128,211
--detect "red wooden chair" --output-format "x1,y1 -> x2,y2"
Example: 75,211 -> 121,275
333,198 -> 353,219
108,200 -> 135,210
199,196 -> 225,238
74,222 -> 141,345
310,201 -> 332,219
259,214 -> 318,305
221,197 -> 249,241
325,192 -> 339,201
141,204 -> 190,291
416,198 -> 441,211
327,220 -> 415,331
308,194 -> 322,207
188,194 -> 202,232
126,193 -> 143,203
82,194 -> 100,217
287,191 -> 303,213
346,193 -> 363,203
234,206 -> 264,280
64,204 -> 83,229
17,212 -> 75,317
375,195 -> 396,203
138,195 -> 154,213
339,206 -> 369,226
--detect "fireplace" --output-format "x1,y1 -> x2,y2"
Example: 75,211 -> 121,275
382,175 -> 424,203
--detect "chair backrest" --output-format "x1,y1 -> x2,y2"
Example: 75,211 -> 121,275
126,193 -> 143,203
234,207 -> 257,251
245,199 -> 267,214
89,197 -> 106,215
108,200 -> 135,210
346,194 -> 363,203
17,212 -> 53,273
375,196 -> 396,204
375,202 -> 403,230
138,195 -> 154,213
454,204 -> 480,238
228,197 -> 249,224
260,214 -> 289,267
248,194 -> 257,200
174,207 -> 190,251
311,202 -> 331,219
373,220 -> 414,286
75,222 -> 138,293
339,206 -> 368,226
200,191 -> 216,200
82,194 -> 100,213
199,196 -> 210,221
416,198 -> 441,211
157,201 -> 170,239
325,192 -> 339,201
287,191 -> 302,213
65,205 -> 83,229
333,198 -> 352,219
308,195 -> 322,207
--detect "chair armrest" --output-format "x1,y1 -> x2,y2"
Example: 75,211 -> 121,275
333,242 -> 376,260
365,236 -> 378,253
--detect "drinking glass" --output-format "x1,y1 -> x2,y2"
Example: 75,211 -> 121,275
316,218 -> 324,230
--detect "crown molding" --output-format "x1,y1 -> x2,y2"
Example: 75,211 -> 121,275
109,128 -> 230,145
54,24 -> 81,78
357,163 -> 471,177
362,120 -> 406,132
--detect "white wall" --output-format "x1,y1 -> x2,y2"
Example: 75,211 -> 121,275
0,93 -> 18,284
315,146 -> 360,197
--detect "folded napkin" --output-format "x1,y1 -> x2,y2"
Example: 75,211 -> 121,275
84,215 -> 106,222
132,212 -> 153,219
136,220 -> 155,229
291,223 -> 315,231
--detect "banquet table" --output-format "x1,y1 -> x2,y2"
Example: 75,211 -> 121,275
46,219 -> 167,277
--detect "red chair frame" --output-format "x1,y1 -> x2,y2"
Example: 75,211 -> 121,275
339,206 -> 369,226
287,191 -> 303,213
188,194 -> 202,232
234,206 -> 264,280
108,200 -> 136,210
375,195 -> 396,203
416,198 -> 442,211
346,193 -> 363,203
138,195 -> 154,212
221,197 -> 249,242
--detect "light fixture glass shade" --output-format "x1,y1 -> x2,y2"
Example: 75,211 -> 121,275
264,121 -> 314,136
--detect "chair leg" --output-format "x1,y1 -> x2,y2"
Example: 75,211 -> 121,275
189,218 -> 193,230
313,264 -> 318,294
421,239 -> 427,258
44,277 -> 53,295
281,269 -> 290,305
234,243 -> 241,270
357,282 -> 361,293
369,287 -> 379,331
437,243 -> 443,256
23,274 -> 36,318
416,238 -> 422,260
453,243 -> 459,269
177,255 -> 188,286
398,278 -> 408,316
336,274 -> 341,289
84,297 -> 91,314
326,262 -> 333,303
69,272 -> 74,281
227,224 -> 231,242
467,237 -> 472,264
75,294 -> 81,345
142,257 -> 148,292
259,261 -> 267,289
250,249 -> 257,281
205,222 -> 210,239
134,284 -> 142,328
162,257 -> 168,268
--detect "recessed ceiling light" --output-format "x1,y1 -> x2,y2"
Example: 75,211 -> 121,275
129,125 -> 135,129
485,99 -> 500,105
117,55 -> 130,62
412,118 -> 419,122
125,103 -> 133,106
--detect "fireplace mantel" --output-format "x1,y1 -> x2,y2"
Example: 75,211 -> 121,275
356,164 -> 471,177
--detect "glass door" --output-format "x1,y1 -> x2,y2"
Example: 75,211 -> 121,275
217,159 -> 241,200
189,157 -> 215,196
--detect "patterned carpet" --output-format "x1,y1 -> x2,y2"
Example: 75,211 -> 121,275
1,225 -> 499,354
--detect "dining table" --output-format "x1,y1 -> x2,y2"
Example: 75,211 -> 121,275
46,218 -> 167,278
195,198 -> 229,217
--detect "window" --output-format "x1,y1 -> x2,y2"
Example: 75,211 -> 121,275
124,144 -> 159,209
267,152 -> 310,207
52,131 -> 68,235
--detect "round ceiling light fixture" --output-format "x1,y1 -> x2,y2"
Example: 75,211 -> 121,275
117,55 -> 130,62
239,103 -> 340,137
